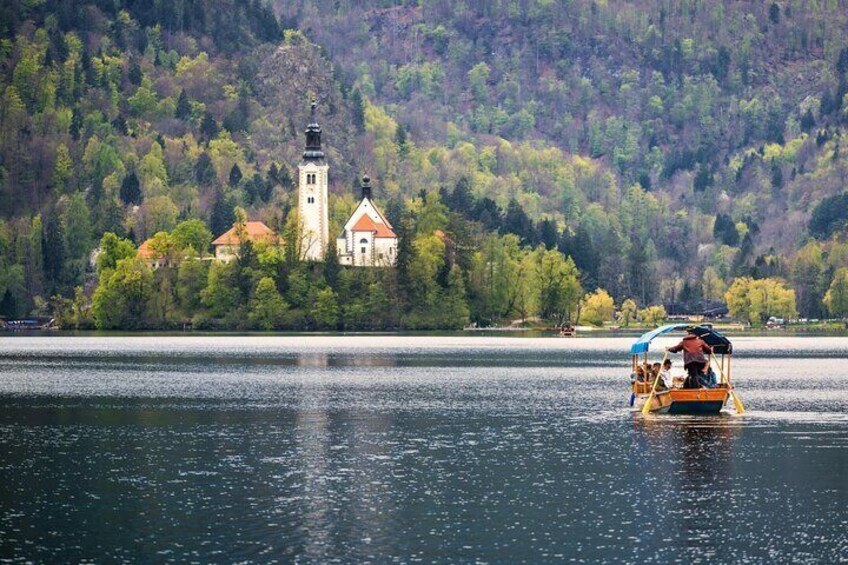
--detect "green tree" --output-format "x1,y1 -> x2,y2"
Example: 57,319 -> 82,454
638,305 -> 667,327
229,163 -> 243,187
532,247 -> 583,324
175,89 -> 191,120
120,171 -> 142,205
468,62 -> 490,104
351,88 -> 365,133
314,287 -> 340,329
171,219 -> 213,255
823,268 -> 848,319
176,258 -> 208,312
91,258 -> 154,329
725,277 -> 798,324
580,288 -> 615,326
248,277 -> 288,330
201,261 -> 240,318
64,192 -> 93,263
96,232 -> 136,275
439,264 -> 470,328
323,241 -> 341,288
52,143 -> 73,191
618,298 -> 638,326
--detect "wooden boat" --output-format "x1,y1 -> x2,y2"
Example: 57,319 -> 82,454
559,324 -> 576,337
629,324 -> 745,415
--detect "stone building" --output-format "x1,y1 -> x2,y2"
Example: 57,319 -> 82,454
211,221 -> 280,262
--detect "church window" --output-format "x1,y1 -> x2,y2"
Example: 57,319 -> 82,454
307,196 -> 315,204
359,238 -> 368,244
361,247 -> 366,254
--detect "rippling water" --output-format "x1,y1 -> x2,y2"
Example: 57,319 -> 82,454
1,335 -> 846,563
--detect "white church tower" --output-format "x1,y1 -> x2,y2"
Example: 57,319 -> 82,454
298,100 -> 329,261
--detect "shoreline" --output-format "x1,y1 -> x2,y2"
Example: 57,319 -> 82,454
4,326 -> 848,338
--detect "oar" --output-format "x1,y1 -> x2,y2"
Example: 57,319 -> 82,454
709,351 -> 745,414
641,350 -> 669,415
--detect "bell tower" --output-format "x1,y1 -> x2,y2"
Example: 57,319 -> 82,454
298,100 -> 329,261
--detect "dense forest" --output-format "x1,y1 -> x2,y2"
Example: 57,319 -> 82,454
2,1 -> 848,329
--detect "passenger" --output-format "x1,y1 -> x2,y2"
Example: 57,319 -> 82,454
660,359 -> 674,389
700,366 -> 718,388
651,362 -> 666,390
666,328 -> 713,389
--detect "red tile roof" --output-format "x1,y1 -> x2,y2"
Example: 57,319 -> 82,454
136,239 -> 155,259
212,221 -> 281,246
351,214 -> 397,238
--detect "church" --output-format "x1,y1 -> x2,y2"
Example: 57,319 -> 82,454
335,175 -> 397,266
202,100 -> 398,266
297,100 -> 398,267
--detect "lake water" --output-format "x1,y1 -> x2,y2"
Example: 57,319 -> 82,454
1,335 -> 846,563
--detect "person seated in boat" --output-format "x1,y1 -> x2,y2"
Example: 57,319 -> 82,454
699,366 -> 718,388
660,359 -> 674,389
650,362 -> 668,391
666,328 -> 713,389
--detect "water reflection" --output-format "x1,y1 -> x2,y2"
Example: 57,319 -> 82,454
0,337 -> 846,562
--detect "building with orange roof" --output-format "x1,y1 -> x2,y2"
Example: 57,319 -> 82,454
211,220 -> 281,262
336,175 -> 398,267
136,238 -> 168,269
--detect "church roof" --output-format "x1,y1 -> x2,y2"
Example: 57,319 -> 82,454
212,221 -> 280,246
351,214 -> 397,238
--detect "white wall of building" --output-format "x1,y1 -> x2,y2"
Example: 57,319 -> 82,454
298,161 -> 329,261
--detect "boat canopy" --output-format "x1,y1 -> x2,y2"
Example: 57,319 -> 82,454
630,323 -> 733,355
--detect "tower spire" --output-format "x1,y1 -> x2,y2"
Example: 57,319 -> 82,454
361,174 -> 372,200
303,98 -> 324,161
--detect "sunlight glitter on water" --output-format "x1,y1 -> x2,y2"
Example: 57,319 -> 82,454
0,335 -> 847,563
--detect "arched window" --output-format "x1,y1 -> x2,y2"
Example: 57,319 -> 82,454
359,238 -> 368,244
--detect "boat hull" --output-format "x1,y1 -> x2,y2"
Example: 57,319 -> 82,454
634,387 -> 730,415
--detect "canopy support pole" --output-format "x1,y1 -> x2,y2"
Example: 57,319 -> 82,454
710,351 -> 744,414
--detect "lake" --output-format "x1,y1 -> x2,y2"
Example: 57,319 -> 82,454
1,335 -> 846,563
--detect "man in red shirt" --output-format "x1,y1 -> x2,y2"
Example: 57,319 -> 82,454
666,328 -> 713,389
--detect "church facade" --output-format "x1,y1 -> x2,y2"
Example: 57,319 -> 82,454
336,175 -> 397,267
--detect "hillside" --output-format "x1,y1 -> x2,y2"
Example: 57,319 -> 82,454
2,1 -> 848,328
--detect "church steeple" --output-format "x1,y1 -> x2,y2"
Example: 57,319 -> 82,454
360,174 -> 372,200
302,99 -> 324,161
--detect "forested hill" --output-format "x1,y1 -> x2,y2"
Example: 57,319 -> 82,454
2,1 -> 848,327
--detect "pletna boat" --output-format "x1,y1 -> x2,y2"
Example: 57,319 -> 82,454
629,324 -> 745,415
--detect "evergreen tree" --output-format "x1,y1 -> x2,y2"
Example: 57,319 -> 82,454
503,199 -> 536,244
120,171 -> 142,205
229,163 -> 243,187
195,153 -> 217,185
210,190 -> 234,236
42,210 -> 66,294
175,89 -> 191,120
538,218 -> 558,250
394,217 -> 414,307
449,177 -> 475,217
351,88 -> 365,133
200,114 -> 219,140
128,62 -> 143,85
323,242 -> 341,289
395,124 -> 408,158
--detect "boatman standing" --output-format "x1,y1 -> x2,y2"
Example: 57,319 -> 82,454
666,328 -> 712,389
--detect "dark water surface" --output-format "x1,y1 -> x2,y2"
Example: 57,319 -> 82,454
1,336 -> 846,563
